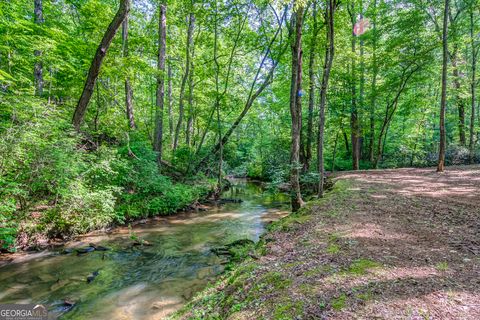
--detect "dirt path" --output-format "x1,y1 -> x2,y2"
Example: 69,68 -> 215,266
175,166 -> 480,319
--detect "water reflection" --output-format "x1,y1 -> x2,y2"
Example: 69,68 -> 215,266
0,180 -> 289,319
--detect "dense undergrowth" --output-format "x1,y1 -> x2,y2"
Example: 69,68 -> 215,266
0,101 -> 215,252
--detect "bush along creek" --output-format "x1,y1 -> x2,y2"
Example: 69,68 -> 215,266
0,179 -> 291,319
0,135 -> 218,252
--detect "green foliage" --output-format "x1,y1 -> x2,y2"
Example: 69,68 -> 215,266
41,181 -> 119,237
1,0 -> 479,251
0,189 -> 18,251
116,139 -> 212,218
0,101 -> 213,248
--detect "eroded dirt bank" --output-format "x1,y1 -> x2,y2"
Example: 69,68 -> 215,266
174,165 -> 480,319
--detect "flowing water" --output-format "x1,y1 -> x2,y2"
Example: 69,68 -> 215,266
0,180 -> 289,319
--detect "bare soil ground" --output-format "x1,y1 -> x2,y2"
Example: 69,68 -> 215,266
177,165 -> 480,319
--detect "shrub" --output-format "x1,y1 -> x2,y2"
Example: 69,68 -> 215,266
0,190 -> 18,252
41,182 -> 120,237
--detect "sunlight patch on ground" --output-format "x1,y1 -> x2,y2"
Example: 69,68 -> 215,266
344,223 -> 412,241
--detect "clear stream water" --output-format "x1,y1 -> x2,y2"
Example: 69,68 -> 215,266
0,180 -> 289,319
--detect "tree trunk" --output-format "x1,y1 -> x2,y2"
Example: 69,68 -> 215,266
72,0 -> 130,131
290,5 -> 305,211
469,6 -> 477,163
437,0 -> 449,172
122,16 -> 135,129
186,43 -> 195,146
167,62 -> 173,144
34,0 -> 44,96
213,3 -> 222,194
153,3 -> 167,164
348,4 -> 360,170
368,0 -> 378,164
173,12 -> 195,152
359,2 -> 366,161
305,2 -> 319,172
331,131 -> 339,172
451,47 -> 465,146
317,0 -> 336,198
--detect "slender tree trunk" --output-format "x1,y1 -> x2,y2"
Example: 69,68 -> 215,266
359,1 -> 366,160
34,0 -> 44,96
451,47 -> 465,145
437,0 -> 449,172
186,45 -> 195,146
331,131 -> 339,172
290,5 -> 305,211
317,0 -> 336,198
343,129 -> 350,155
469,6 -> 477,163
122,16 -> 135,129
305,2 -> 319,172
153,3 -> 167,164
348,4 -> 360,170
213,3 -> 222,194
173,12 -> 195,152
72,0 -> 130,131
167,62 -> 173,144
368,0 -> 378,164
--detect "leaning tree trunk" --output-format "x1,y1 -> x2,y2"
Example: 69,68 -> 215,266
289,5 -> 305,212
34,0 -> 44,96
72,0 -> 130,131
194,8 -> 287,172
317,0 -> 336,198
122,15 -> 135,129
153,3 -> 167,164
437,0 -> 449,172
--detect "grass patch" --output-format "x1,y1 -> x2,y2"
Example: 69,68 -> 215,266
345,259 -> 379,275
267,211 -> 311,232
331,293 -> 347,310
304,265 -> 333,277
262,271 -> 292,290
436,261 -> 449,272
356,290 -> 373,302
327,243 -> 341,254
273,300 -> 303,320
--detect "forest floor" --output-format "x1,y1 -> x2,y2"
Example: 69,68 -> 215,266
174,165 -> 480,319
